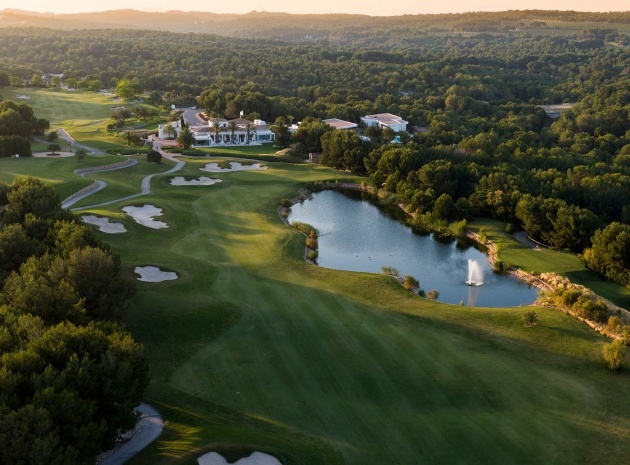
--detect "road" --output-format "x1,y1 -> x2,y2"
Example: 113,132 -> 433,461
57,128 -> 105,154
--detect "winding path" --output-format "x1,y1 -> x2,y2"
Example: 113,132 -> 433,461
98,403 -> 165,465
63,144 -> 185,211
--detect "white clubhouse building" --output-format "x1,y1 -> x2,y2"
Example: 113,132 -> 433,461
158,117 -> 275,146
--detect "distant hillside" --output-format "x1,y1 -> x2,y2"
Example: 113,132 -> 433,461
1,9 -> 630,44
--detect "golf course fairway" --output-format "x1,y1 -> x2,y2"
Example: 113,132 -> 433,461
3,154 -> 629,464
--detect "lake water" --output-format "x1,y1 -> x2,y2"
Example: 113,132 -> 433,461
288,190 -> 538,307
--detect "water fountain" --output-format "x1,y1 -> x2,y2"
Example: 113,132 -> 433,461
466,259 -> 484,286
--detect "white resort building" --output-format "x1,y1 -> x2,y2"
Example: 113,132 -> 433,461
322,118 -> 358,130
158,117 -> 275,146
360,113 -> 408,132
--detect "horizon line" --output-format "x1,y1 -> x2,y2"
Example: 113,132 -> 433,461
3,7 -> 630,18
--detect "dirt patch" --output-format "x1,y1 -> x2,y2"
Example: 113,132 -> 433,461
197,452 -> 282,465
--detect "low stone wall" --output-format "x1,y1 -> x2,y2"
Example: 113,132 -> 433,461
73,158 -> 133,176
62,159 -> 134,206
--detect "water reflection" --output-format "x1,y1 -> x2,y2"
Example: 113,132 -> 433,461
289,190 -> 538,307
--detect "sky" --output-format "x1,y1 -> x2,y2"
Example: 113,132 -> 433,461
1,0 -> 628,16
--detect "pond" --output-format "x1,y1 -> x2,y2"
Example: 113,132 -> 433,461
288,190 -> 538,307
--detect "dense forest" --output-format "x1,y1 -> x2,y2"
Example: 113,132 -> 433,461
0,13 -> 629,286
0,176 -> 149,461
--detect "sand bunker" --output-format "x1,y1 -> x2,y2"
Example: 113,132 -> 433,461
170,176 -> 222,186
197,452 -> 281,465
16,94 -> 30,99
134,266 -> 178,282
81,215 -> 127,234
32,151 -> 75,158
200,162 -> 268,172
122,205 -> 168,229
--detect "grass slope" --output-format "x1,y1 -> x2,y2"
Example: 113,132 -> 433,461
0,153 -> 126,200
64,158 -> 629,465
469,219 -> 630,309
2,87 -> 154,151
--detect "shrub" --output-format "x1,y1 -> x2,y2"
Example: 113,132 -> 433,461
146,150 -> 162,164
307,249 -> 318,261
0,135 -> 32,157
402,275 -> 419,290
493,260 -> 506,273
478,227 -> 487,244
281,198 -> 292,208
381,266 -> 400,276
305,231 -> 318,250
291,221 -> 316,236
606,316 -> 623,334
602,340 -> 627,371
427,289 -> 440,300
522,311 -> 538,327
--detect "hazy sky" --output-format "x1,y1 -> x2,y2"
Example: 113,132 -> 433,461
2,0 -> 629,16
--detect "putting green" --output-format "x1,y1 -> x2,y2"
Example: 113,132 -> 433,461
2,155 -> 629,464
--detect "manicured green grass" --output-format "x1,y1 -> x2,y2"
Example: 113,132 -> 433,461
57,159 -> 629,465
0,153 -> 126,200
469,219 -> 630,309
192,143 -> 279,156
3,87 -> 160,151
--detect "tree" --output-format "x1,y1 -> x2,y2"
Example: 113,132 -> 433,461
75,148 -> 87,162
212,120 -> 222,145
427,289 -> 440,300
522,311 -> 538,327
52,246 -> 135,321
270,116 -> 291,148
146,150 -> 162,164
135,106 -> 149,121
162,123 -> 176,140
46,129 -> 59,144
47,143 -> 61,155
111,107 -> 132,126
227,120 -> 238,144
115,79 -> 140,100
584,222 -> 630,286
3,177 -> 61,224
602,340 -> 627,371
321,129 -> 369,173
0,70 -> 10,87
433,193 -> 456,220
121,130 -> 138,146
294,118 -> 333,153
244,121 -> 256,144
402,275 -> 420,290
177,127 -> 195,149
